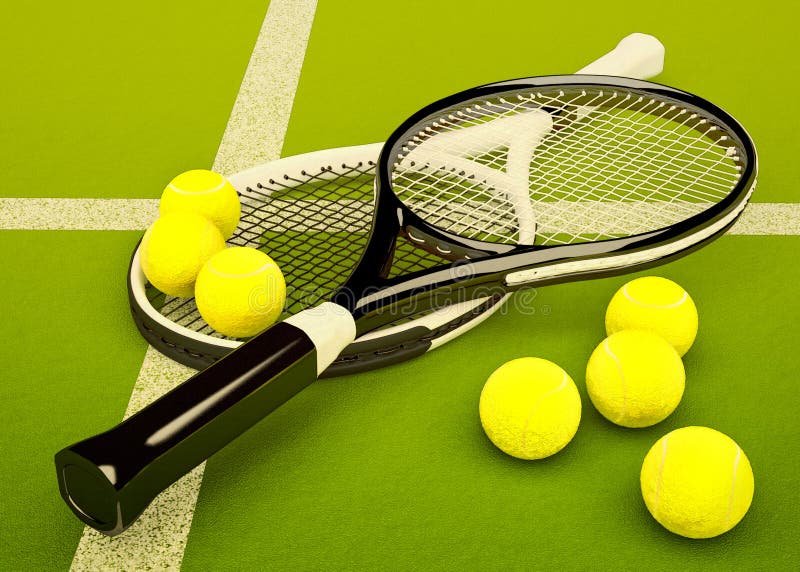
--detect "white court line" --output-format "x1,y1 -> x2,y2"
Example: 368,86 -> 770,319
0,198 -> 159,230
2,198 -> 799,235
727,202 -> 800,235
66,1 -> 319,570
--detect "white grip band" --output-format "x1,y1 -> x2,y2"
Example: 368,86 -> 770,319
284,302 -> 357,374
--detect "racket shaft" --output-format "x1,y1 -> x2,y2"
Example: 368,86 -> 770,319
55,323 -> 317,535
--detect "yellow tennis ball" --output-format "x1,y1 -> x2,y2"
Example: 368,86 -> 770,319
586,330 -> 684,428
195,247 -> 286,338
605,276 -> 698,356
479,357 -> 581,460
140,212 -> 226,298
641,426 -> 754,539
160,169 -> 241,239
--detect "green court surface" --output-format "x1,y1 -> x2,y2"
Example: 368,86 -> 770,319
1,0 -> 799,570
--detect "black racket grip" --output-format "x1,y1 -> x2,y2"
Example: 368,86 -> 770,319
55,322 -> 317,536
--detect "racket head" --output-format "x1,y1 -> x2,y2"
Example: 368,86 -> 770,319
128,144 -> 508,376
341,76 -> 756,319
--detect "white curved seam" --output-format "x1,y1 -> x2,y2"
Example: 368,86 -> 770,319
726,447 -> 742,529
205,261 -> 278,279
654,434 -> 669,517
167,173 -> 227,195
603,339 -> 627,421
623,285 -> 688,309
520,372 -> 567,452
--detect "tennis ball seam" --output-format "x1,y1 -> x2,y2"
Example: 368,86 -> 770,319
727,447 -> 743,530
656,436 -> 742,532
623,284 -> 688,309
205,260 -> 278,280
603,338 -> 628,420
168,173 -> 227,195
641,427 -> 754,538
520,371 -> 568,452
653,433 -> 669,520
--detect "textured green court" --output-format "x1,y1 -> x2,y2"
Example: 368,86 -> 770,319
1,0 -> 798,570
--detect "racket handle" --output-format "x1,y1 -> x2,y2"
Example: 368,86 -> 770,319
576,33 -> 665,79
55,304 -> 355,535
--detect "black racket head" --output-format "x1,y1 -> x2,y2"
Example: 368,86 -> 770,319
339,76 -> 756,322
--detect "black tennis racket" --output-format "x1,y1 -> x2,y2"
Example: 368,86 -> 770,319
57,44 -> 758,538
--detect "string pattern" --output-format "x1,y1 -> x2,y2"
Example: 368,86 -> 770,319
392,87 -> 744,245
146,160 -> 443,339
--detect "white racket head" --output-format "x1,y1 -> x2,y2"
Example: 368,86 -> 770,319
128,144 -> 509,376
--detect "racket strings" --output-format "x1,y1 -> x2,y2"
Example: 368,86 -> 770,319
532,114 -> 732,240
399,167 -> 518,240
147,158 -> 446,338
538,104 -> 739,201
531,95 -> 738,198
391,87 -> 744,246
239,164 -> 375,312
